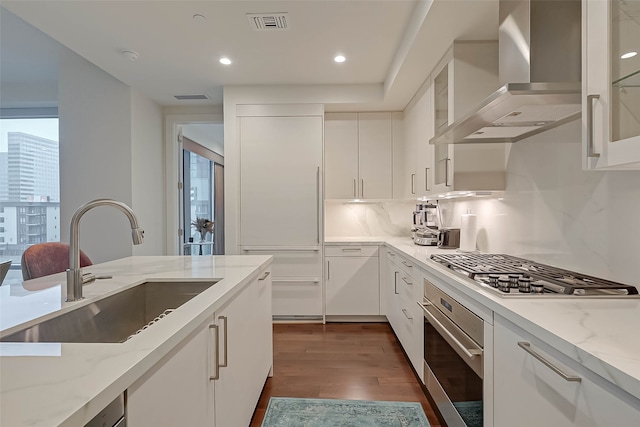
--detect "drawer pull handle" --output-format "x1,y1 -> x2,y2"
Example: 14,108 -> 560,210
402,308 -> 413,320
401,261 -> 413,268
258,271 -> 270,281
517,342 -> 581,382
401,276 -> 413,286
394,271 -> 399,295
419,302 -> 482,359
341,248 -> 362,252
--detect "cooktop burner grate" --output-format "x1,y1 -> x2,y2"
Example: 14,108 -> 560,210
430,253 -> 638,295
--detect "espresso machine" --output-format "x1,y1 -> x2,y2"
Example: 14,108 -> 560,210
412,202 -> 439,246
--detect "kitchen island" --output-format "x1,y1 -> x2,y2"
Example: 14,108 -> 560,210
0,255 -> 272,427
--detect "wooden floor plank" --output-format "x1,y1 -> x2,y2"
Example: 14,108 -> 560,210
249,322 -> 442,427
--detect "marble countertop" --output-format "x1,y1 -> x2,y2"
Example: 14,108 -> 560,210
330,236 -> 640,403
0,255 -> 272,427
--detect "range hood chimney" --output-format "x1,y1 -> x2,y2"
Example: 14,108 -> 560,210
430,0 -> 582,145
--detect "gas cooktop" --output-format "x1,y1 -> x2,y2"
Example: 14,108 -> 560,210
430,253 -> 639,297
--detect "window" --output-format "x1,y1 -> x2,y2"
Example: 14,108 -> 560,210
0,116 -> 59,285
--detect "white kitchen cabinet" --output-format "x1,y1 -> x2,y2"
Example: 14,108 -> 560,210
127,316 -> 214,426
494,314 -> 640,427
429,42 -> 508,196
214,270 -> 272,427
324,112 -> 393,199
325,245 -> 380,316
239,105 -> 323,319
240,114 -> 323,247
582,0 -> 640,170
127,271 -> 273,427
384,248 -> 423,377
393,111 -> 413,199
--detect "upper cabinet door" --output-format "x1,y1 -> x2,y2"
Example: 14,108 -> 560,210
358,112 -> 393,199
324,113 -> 359,199
583,0 -> 640,170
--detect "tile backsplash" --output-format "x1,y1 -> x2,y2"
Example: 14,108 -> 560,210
325,121 -> 640,285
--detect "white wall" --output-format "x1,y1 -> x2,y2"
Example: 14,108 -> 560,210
438,121 -> 640,286
131,89 -> 164,256
58,50 -> 164,263
325,200 -> 414,238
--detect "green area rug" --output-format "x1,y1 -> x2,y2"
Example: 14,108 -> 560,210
453,400 -> 483,427
261,397 -> 431,427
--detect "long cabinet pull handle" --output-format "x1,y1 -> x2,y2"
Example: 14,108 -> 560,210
361,179 -> 364,198
209,324 -> 220,380
353,179 -> 357,198
402,308 -> 413,320
445,158 -> 451,187
401,276 -> 413,286
425,168 -> 430,191
218,315 -> 228,368
327,260 -> 330,280
587,94 -> 600,158
316,166 -> 320,244
517,342 -> 581,382
258,271 -> 270,281
418,302 -> 482,359
411,173 -> 416,195
341,248 -> 362,252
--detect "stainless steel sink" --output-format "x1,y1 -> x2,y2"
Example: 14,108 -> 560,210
0,281 -> 218,343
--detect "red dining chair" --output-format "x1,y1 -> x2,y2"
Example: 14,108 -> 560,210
21,242 -> 92,280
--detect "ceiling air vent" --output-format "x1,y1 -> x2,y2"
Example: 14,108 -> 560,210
246,13 -> 289,31
174,94 -> 209,100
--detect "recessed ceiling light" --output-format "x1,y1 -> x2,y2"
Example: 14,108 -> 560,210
193,14 -> 207,23
121,50 -> 139,61
334,55 -> 346,63
621,51 -> 637,59
219,57 -> 232,65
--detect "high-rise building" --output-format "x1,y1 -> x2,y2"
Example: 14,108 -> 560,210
7,132 -> 59,202
0,132 -> 60,257
0,152 -> 7,201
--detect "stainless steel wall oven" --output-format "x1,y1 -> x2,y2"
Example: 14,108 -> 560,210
420,278 -> 484,427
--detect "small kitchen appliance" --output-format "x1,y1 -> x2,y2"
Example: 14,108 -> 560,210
413,203 -> 440,246
437,228 -> 461,249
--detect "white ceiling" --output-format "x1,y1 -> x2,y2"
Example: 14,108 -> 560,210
1,0 -> 499,111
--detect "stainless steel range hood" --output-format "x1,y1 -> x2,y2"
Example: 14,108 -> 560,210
430,0 -> 582,145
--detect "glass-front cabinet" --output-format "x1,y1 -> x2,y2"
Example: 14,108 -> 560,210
583,0 -> 640,169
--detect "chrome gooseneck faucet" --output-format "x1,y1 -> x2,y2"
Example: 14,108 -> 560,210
66,199 -> 144,302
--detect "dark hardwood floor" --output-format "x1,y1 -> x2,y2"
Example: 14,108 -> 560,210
249,322 -> 442,426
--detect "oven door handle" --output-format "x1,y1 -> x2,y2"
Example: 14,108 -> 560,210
418,301 -> 482,359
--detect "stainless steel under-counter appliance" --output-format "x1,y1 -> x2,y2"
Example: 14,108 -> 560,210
430,253 -> 639,297
419,279 -> 484,427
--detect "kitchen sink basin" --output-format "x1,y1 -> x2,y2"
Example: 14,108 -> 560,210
0,281 -> 218,343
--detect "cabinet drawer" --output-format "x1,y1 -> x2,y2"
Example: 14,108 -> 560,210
272,278 -> 322,317
241,248 -> 322,277
324,245 -> 378,257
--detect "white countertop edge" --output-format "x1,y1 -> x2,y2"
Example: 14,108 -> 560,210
0,255 -> 272,427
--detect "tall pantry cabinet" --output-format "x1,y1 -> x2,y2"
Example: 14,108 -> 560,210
238,105 -> 324,320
